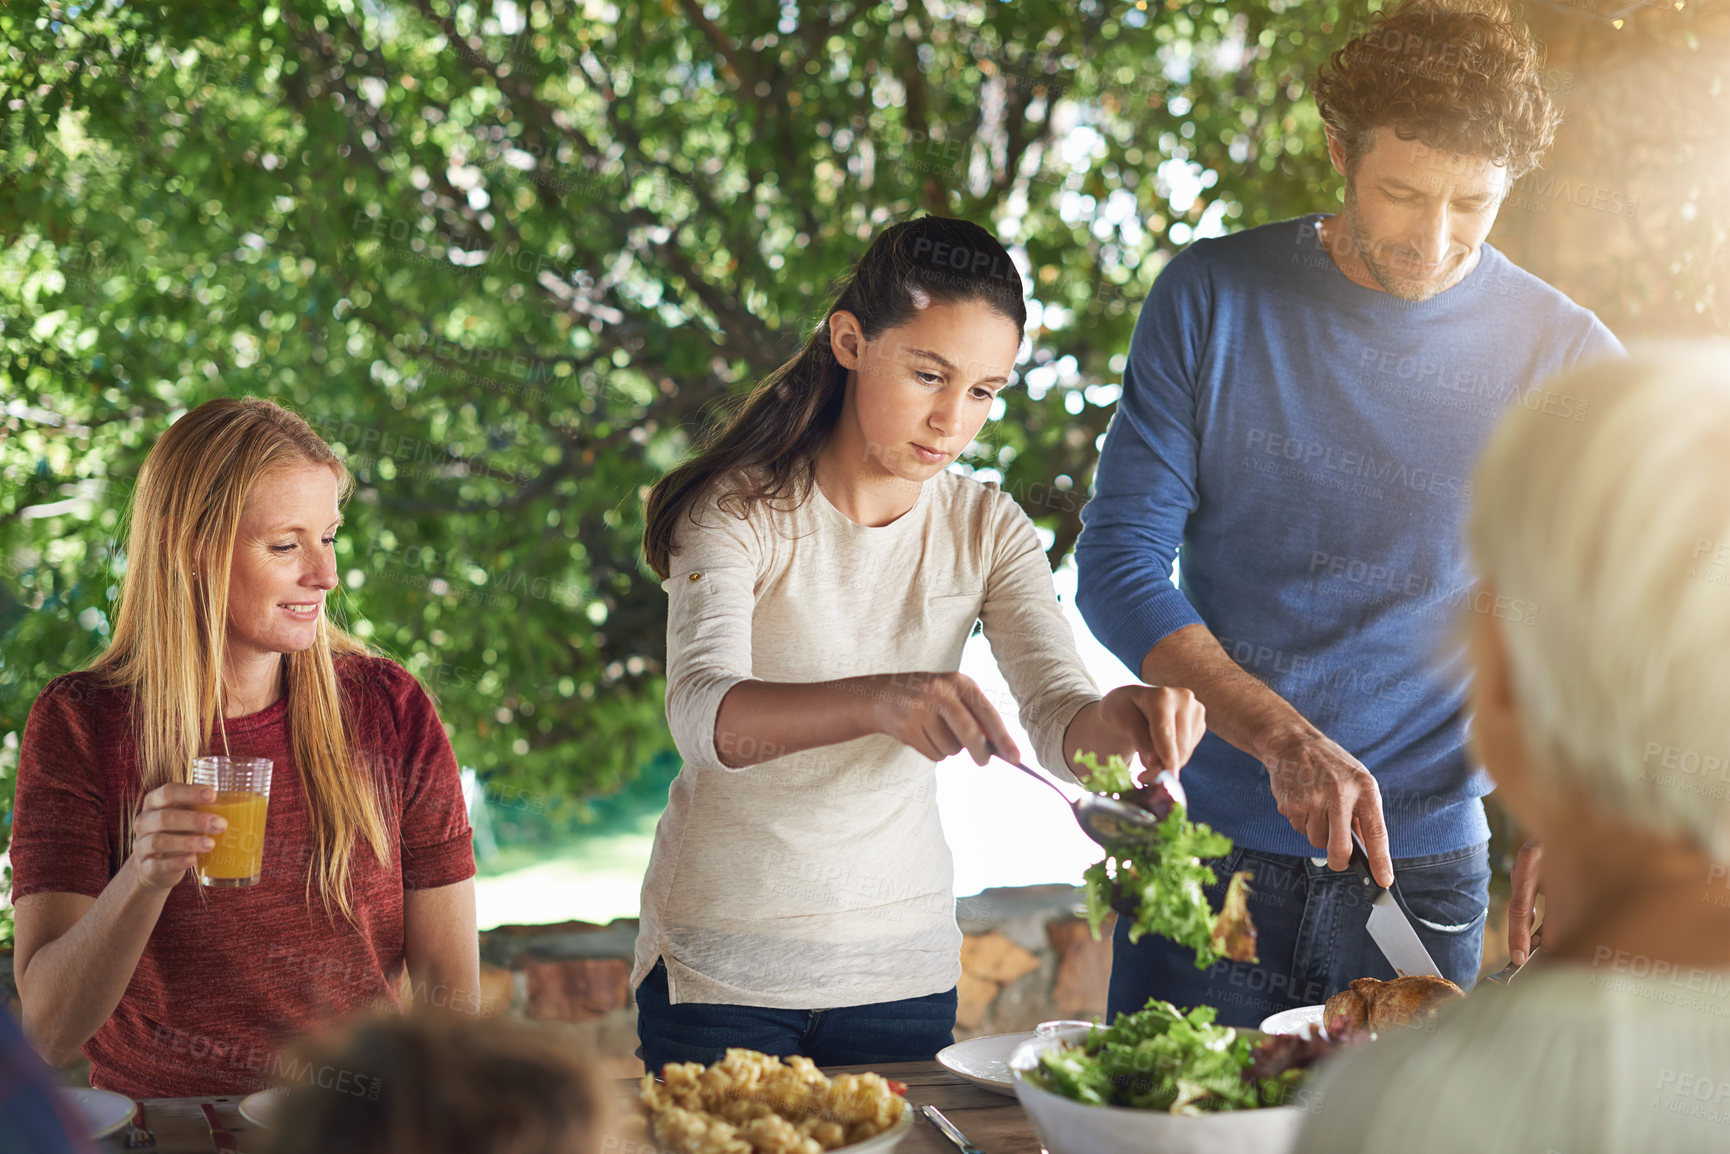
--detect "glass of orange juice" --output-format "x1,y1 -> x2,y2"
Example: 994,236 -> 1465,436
189,756 -> 273,888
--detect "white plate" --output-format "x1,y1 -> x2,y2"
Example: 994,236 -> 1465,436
936,1032 -> 1037,1097
62,1088 -> 136,1140
240,1087 -> 289,1128
1258,1004 -> 1327,1038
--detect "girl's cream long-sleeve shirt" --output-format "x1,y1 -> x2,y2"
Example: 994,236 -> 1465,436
634,469 -> 1102,1008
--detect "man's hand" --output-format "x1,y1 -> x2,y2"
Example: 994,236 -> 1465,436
1261,728 -> 1393,887
1097,684 -> 1207,783
1507,839 -> 1543,965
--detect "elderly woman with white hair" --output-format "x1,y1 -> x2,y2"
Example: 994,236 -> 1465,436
1294,350 -> 1730,1152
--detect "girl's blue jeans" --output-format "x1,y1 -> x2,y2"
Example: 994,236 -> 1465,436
634,960 -> 958,1072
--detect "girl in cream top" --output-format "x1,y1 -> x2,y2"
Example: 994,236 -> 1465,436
634,217 -> 1206,1065
639,468 -> 1100,1008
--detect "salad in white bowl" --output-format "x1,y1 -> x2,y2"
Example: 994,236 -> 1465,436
1010,1000 -> 1347,1154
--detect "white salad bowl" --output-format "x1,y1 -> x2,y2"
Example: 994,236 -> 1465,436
1008,1024 -> 1305,1154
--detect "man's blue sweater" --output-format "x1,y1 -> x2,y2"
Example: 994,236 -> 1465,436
1075,214 -> 1621,858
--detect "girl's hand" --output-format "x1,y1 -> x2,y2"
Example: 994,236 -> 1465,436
859,671 -> 1019,765
1099,684 -> 1207,783
129,783 -> 228,891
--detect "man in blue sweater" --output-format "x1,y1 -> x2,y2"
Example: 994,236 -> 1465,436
1076,0 -> 1622,1026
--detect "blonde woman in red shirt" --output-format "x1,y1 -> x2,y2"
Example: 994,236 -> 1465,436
9,397 -> 479,1098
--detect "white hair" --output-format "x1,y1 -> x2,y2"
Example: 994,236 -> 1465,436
1468,347 -> 1730,860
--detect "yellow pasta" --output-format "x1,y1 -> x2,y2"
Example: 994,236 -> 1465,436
639,1049 -> 905,1154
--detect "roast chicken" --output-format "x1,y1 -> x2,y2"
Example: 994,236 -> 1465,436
1323,974 -> 1465,1036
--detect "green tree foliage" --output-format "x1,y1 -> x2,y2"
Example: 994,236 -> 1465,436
1,0 -> 1361,856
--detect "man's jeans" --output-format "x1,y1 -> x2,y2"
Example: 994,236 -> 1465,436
1107,842 -> 1491,1027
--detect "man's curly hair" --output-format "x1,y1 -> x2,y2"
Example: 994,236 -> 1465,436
1315,0 -> 1559,181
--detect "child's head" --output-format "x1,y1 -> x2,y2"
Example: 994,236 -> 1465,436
825,220 -> 1025,492
644,215 -> 1025,577
264,1013 -> 610,1154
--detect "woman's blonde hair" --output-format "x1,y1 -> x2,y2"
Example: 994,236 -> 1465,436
1468,348 -> 1730,860
89,396 -> 390,919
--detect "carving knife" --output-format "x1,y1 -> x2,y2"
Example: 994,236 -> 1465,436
1346,830 -> 1443,978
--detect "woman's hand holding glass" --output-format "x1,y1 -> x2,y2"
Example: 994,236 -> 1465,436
130,783 -> 229,890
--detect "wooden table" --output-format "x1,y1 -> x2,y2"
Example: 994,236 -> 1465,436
100,1062 -> 1041,1153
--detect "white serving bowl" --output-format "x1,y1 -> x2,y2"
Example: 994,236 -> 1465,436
1008,1024 -> 1304,1154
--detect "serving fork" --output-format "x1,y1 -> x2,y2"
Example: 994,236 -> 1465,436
1482,923 -> 1543,986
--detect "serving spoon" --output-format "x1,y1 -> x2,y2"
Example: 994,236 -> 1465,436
990,746 -> 1186,849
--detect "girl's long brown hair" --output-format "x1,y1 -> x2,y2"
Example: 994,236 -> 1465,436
642,215 -> 1027,578
89,396 -> 390,921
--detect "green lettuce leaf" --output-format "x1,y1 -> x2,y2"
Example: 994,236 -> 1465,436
1072,751 -> 1258,969
1031,1000 -> 1282,1114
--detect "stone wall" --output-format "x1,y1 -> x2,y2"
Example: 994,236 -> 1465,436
471,883 -> 1109,1078
474,913 -> 645,1076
